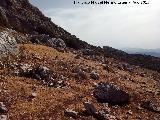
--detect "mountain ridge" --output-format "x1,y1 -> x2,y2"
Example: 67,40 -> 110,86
121,47 -> 160,57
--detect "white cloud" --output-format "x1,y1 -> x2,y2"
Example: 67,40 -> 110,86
45,0 -> 160,49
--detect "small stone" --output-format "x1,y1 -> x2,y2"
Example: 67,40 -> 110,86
155,90 -> 160,96
102,64 -> 110,72
75,55 -> 80,59
93,82 -> 98,87
19,63 -> 32,73
28,92 -> 37,100
0,61 -> 4,68
127,110 -> 133,115
94,111 -> 117,120
139,73 -> 145,77
0,115 -> 7,120
136,116 -> 142,120
93,111 -> 106,120
141,101 -> 160,113
103,103 -> 111,114
33,54 -> 42,60
83,102 -> 97,115
154,114 -> 160,120
31,92 -> 37,97
136,105 -> 143,110
90,71 -> 100,80
105,114 -> 117,120
76,68 -> 87,80
0,102 -> 7,113
64,109 -> 78,119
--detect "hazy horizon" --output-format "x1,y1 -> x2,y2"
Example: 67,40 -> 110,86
29,0 -> 160,50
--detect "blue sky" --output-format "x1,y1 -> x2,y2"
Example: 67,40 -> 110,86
29,0 -> 160,49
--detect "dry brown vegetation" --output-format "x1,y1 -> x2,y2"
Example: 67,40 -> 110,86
0,44 -> 159,120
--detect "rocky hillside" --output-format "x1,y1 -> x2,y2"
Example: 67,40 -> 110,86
0,0 -> 160,72
0,0 -> 89,49
0,0 -> 160,120
103,46 -> 160,72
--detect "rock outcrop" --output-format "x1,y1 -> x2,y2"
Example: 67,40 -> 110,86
0,0 -> 88,49
29,34 -> 66,48
0,30 -> 18,58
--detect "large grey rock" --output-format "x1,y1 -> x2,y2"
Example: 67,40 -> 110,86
93,82 -> 130,105
30,35 -> 66,48
0,30 -> 18,58
47,38 -> 66,48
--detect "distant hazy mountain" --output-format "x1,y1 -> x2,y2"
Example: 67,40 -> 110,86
121,47 -> 160,57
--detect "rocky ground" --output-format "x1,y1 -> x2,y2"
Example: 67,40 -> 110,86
0,0 -> 160,120
0,28 -> 159,120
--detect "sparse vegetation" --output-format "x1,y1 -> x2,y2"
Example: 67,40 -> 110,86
0,0 -> 159,120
